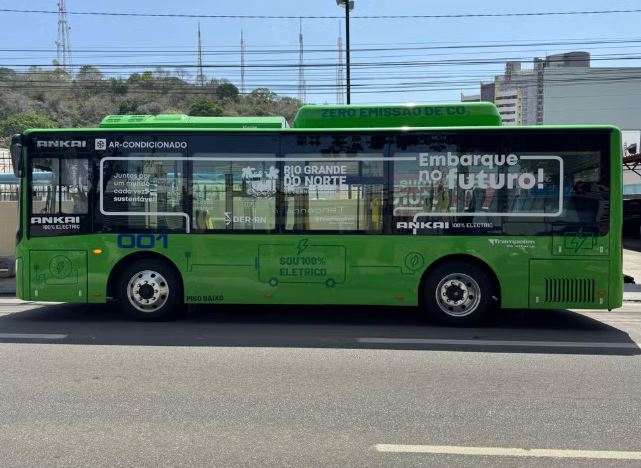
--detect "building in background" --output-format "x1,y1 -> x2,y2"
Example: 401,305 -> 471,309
467,52 -> 595,126
460,93 -> 480,102
465,51 -> 641,128
463,54 -> 641,236
544,65 -> 641,128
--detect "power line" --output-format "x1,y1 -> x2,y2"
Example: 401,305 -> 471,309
2,8 -> 641,20
5,37 -> 641,55
3,52 -> 641,69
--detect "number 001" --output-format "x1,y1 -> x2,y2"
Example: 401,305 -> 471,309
117,234 -> 168,249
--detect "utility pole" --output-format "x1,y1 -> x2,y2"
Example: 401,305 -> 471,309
196,23 -> 205,86
56,0 -> 72,73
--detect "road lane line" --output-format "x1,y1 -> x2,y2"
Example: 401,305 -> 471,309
375,444 -> 641,460
358,338 -> 640,349
0,333 -> 67,340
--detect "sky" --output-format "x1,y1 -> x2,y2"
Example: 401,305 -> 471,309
1,0 -> 641,104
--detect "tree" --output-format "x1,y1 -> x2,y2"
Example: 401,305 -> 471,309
75,65 -> 103,82
249,88 -> 277,105
118,98 -> 148,114
110,78 -> 129,96
188,99 -> 223,116
216,82 -> 239,102
0,111 -> 57,138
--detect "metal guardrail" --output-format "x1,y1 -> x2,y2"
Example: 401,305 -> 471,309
0,186 -> 19,201
0,151 -> 11,174
0,152 -> 17,201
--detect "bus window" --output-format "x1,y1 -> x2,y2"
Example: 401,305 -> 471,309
191,159 -> 276,231
32,158 -> 58,214
281,134 -> 385,233
61,159 -> 89,214
32,158 -> 89,215
100,156 -> 185,232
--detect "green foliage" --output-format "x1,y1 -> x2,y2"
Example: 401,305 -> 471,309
110,78 -> 129,96
76,65 -> 103,82
118,98 -> 145,115
249,88 -> 277,105
216,82 -> 240,102
188,99 -> 223,116
0,111 -> 57,135
0,65 -> 303,141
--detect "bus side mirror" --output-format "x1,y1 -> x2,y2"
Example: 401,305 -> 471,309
10,134 -> 23,178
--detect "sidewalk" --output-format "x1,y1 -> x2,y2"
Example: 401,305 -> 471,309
623,242 -> 641,301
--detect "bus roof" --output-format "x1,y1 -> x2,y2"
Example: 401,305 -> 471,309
99,114 -> 289,129
292,103 -> 502,128
91,103 -> 501,131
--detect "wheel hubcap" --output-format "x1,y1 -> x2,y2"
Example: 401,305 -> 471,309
435,273 -> 481,317
127,270 -> 169,313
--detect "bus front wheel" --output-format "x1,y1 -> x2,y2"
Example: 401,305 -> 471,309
422,261 -> 493,326
115,259 -> 183,321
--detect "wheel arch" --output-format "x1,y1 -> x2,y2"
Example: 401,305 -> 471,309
107,251 -> 184,299
418,253 -> 501,306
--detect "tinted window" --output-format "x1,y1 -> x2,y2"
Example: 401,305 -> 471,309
30,156 -> 90,236
190,134 -> 279,232
96,135 -> 188,232
281,134 -> 386,233
392,131 -> 610,236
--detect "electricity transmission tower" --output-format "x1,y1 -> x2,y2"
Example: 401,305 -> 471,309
337,22 -> 344,104
240,29 -> 246,95
56,0 -> 72,72
298,19 -> 306,102
196,23 -> 205,86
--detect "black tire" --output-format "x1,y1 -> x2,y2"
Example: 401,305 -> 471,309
422,261 -> 495,326
115,258 -> 183,321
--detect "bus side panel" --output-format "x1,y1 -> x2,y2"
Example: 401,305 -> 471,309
172,234 -> 532,308
529,258 -> 610,309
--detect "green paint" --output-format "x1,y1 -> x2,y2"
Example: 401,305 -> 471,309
13,105 -> 624,312
293,103 -> 502,128
258,240 -> 346,287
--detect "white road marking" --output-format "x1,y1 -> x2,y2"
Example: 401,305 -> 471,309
0,333 -> 67,340
375,444 -> 641,460
358,338 -> 640,349
0,299 -> 62,305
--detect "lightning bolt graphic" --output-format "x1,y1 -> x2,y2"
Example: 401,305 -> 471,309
297,239 -> 309,256
569,228 -> 586,253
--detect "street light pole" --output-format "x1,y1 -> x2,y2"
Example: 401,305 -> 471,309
336,0 -> 354,104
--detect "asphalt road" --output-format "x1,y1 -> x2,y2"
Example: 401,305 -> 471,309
1,300 -> 641,467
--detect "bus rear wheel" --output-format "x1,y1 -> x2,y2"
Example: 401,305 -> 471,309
422,261 -> 493,326
115,259 -> 182,321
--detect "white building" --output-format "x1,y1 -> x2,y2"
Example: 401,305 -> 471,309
543,67 -> 641,128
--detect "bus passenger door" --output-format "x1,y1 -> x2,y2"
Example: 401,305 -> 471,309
29,250 -> 87,301
28,149 -> 91,302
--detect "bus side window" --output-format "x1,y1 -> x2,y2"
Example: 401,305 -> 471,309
60,159 -> 89,214
31,158 -> 59,214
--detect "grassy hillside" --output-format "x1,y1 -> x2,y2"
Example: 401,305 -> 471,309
0,66 -> 303,144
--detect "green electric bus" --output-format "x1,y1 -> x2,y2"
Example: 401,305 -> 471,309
9,103 -> 623,324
